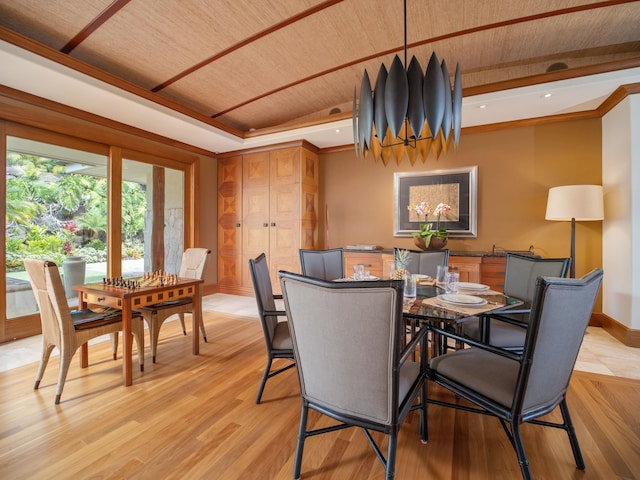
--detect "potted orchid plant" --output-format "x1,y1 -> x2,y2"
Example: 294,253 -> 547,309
408,201 -> 451,250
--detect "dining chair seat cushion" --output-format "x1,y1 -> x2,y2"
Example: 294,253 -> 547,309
430,348 -> 519,408
461,319 -> 526,348
71,309 -> 122,330
272,321 -> 293,350
72,309 -> 143,330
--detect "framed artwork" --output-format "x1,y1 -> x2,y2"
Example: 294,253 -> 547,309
394,166 -> 478,237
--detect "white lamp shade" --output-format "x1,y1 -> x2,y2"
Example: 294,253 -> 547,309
545,185 -> 604,221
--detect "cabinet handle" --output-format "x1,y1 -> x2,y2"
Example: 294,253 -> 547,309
236,223 -> 241,227
271,222 -> 276,227
263,223 -> 268,227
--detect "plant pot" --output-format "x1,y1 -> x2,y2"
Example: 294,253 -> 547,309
62,256 -> 86,299
413,236 -> 448,251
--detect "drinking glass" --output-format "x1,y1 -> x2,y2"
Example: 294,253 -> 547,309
353,264 -> 365,280
404,274 -> 417,299
436,265 -> 448,284
445,272 -> 459,294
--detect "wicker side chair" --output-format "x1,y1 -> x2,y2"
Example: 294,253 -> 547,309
23,258 -> 145,404
138,248 -> 210,363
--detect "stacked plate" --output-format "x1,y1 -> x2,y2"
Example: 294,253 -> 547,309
438,294 -> 487,306
456,282 -> 490,292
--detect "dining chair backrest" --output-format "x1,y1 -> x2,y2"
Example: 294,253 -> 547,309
178,247 -> 210,279
503,254 -> 571,302
24,258 -> 75,342
280,271 -> 407,424
517,268 -> 602,411
299,248 -> 344,280
249,253 -> 279,343
398,248 -> 449,277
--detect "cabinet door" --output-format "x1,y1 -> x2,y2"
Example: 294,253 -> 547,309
217,157 -> 243,290
270,182 -> 301,289
448,256 -> 481,283
270,147 -> 300,186
242,152 -> 271,289
481,257 -> 507,291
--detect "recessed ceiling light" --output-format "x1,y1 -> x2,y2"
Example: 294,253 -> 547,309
335,129 -> 341,133
543,93 -> 553,99
478,104 -> 487,109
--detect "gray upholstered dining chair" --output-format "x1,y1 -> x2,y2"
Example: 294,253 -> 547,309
138,248 -> 210,363
249,253 -> 296,404
279,270 -> 428,480
298,248 -> 344,280
23,258 -> 145,404
395,247 -> 449,278
460,253 -> 570,350
427,268 -> 603,480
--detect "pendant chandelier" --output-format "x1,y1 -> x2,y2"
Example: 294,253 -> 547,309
353,0 -> 462,165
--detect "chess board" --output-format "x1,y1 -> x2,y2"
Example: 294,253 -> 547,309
102,271 -> 179,289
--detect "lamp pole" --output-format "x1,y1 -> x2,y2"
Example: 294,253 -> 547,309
570,217 -> 576,278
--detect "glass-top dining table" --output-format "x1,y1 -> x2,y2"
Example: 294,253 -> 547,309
401,282 -> 524,358
336,275 -> 525,357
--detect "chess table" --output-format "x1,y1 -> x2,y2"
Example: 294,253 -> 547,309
74,275 -> 203,386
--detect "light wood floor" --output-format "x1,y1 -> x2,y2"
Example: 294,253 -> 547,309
1,310 -> 639,479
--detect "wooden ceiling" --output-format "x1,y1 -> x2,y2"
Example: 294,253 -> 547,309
1,0 -> 639,136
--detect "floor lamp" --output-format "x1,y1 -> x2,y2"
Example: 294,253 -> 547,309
545,185 -> 604,278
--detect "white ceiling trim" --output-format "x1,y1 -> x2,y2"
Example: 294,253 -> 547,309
2,40 -> 639,155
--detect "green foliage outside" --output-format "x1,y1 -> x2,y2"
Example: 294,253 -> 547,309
5,153 -> 146,272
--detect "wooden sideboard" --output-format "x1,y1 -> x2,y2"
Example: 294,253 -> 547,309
343,250 -> 507,290
343,251 -> 394,279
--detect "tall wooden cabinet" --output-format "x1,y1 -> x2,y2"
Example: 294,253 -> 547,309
217,143 -> 318,295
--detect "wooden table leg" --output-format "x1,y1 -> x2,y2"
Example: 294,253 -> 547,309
122,301 -> 133,386
192,285 -> 201,355
78,291 -> 89,368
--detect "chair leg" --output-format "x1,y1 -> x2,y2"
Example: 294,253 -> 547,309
110,332 -> 119,360
255,357 -> 273,404
385,431 -> 398,480
511,421 -> 532,480
293,402 -> 309,480
178,312 -> 187,336
420,381 -> 428,443
560,399 -> 585,469
55,346 -> 75,405
34,341 -> 55,389
148,314 -> 164,363
198,309 -> 207,343
133,322 -> 145,372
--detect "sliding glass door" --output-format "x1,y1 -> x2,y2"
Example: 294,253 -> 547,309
121,157 -> 184,277
4,135 -> 109,340
2,129 -> 190,343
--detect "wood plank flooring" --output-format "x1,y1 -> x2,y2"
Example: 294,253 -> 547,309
0,311 -> 639,479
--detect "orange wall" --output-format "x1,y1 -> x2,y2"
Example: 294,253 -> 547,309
319,118 -> 603,279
